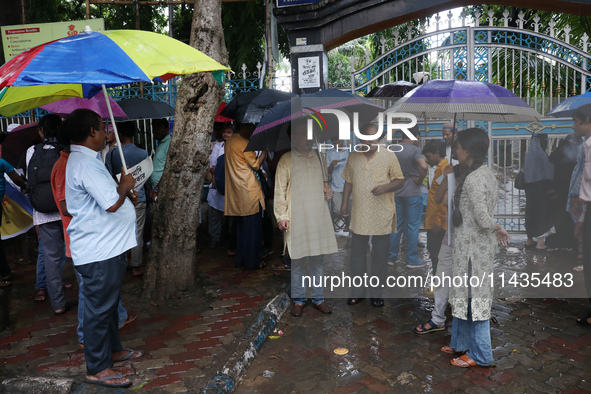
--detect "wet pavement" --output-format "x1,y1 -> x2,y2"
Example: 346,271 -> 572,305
0,225 -> 590,393
239,234 -> 591,393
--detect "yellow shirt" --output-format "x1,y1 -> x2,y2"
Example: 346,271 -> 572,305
425,158 -> 449,230
224,134 -> 265,216
342,150 -> 403,236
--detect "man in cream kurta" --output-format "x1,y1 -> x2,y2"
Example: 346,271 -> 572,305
341,124 -> 404,307
275,124 -> 337,317
225,124 -> 266,269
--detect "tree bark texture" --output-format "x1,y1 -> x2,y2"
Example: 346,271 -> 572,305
143,0 -> 228,299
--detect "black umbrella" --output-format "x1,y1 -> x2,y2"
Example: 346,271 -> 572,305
366,81 -> 417,98
117,98 -> 175,120
220,88 -> 296,124
246,89 -> 385,152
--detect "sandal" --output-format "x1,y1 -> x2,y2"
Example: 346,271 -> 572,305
451,354 -> 488,368
113,348 -> 144,363
84,371 -> 131,388
576,311 -> 591,326
414,320 -> 445,334
441,345 -> 460,354
0,280 -> 11,288
347,298 -> 364,305
371,298 -> 385,308
270,263 -> 291,271
0,271 -> 15,282
34,288 -> 47,303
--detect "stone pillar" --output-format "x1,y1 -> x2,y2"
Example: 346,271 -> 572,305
288,31 -> 329,94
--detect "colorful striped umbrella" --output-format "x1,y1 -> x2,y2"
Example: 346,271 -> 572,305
0,28 -> 230,171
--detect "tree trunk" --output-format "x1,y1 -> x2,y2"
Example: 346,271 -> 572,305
143,0 -> 228,299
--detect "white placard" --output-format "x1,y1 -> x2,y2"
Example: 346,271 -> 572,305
298,56 -> 320,88
116,156 -> 153,192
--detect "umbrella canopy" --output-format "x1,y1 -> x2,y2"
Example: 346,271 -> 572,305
547,92 -> 591,118
40,95 -> 127,119
0,28 -> 229,172
220,89 -> 296,124
0,122 -> 42,168
246,89 -> 385,152
366,81 -> 417,98
386,79 -> 542,122
117,98 -> 175,120
0,85 -> 82,117
0,29 -> 230,117
215,102 -> 233,123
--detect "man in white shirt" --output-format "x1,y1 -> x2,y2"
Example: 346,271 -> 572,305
63,109 -> 141,388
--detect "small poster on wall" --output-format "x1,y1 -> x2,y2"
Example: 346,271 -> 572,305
298,56 -> 320,89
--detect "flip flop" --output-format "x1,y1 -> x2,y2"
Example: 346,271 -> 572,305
113,348 -> 144,363
0,281 -> 11,288
414,320 -> 445,334
451,354 -> 482,368
270,263 -> 291,271
441,345 -> 460,354
119,310 -> 138,329
34,288 -> 47,303
576,311 -> 591,326
371,298 -> 385,308
347,298 -> 364,305
84,371 -> 131,388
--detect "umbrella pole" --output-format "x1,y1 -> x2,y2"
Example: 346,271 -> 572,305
102,84 -> 129,174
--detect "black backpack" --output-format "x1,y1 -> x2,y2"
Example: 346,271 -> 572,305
28,143 -> 61,213
215,154 -> 225,196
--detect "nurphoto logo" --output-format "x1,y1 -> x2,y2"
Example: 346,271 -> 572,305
304,109 -> 418,153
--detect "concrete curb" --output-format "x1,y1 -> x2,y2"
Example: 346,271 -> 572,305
201,292 -> 290,393
1,376 -> 75,394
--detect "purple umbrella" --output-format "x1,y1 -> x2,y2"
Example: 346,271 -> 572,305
40,95 -> 127,119
386,79 -> 541,122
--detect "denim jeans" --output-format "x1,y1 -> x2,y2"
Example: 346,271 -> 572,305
291,255 -> 324,304
75,270 -> 128,345
389,196 -> 424,265
450,312 -> 494,366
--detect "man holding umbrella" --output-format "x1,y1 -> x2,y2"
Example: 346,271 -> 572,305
63,109 -> 142,388
274,120 -> 337,317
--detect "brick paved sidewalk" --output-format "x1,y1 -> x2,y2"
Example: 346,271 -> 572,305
0,233 -> 287,392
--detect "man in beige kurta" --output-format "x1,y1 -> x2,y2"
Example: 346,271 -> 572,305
341,124 -> 404,306
275,123 -> 337,317
224,123 -> 266,269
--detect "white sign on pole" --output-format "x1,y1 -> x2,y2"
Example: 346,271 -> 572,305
298,56 -> 320,88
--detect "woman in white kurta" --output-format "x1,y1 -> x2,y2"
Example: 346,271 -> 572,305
447,128 -> 509,368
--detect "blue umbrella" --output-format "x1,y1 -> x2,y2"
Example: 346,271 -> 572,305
246,89 -> 384,152
547,92 -> 591,118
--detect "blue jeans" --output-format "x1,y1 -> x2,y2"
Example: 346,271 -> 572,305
450,312 -> 494,366
389,196 -> 423,265
291,255 -> 324,304
75,270 -> 128,345
34,237 -> 67,291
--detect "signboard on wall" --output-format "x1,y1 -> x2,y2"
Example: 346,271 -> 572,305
298,56 -> 320,89
277,0 -> 321,7
1,19 -> 105,63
